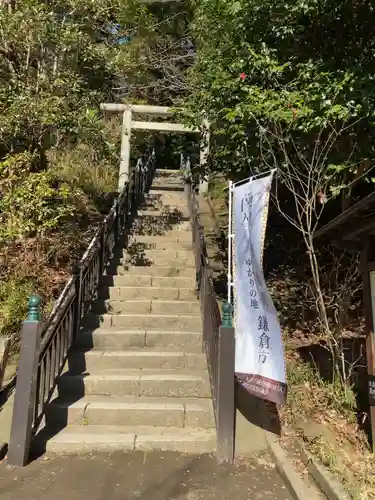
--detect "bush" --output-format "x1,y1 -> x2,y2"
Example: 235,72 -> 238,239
0,152 -> 76,244
0,277 -> 35,347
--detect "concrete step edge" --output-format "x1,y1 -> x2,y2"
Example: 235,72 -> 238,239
40,425 -> 216,451
102,286 -> 196,291
72,348 -> 204,355
48,396 -> 213,410
43,425 -> 216,439
102,275 -> 196,281
115,248 -> 191,255
137,210 -> 189,217
46,398 -> 215,428
149,186 -> 185,192
80,329 -> 202,335
60,371 -> 209,381
70,348 -> 204,358
86,313 -> 201,320
93,309 -> 200,317
74,349 -> 187,357
106,266 -> 196,274
117,261 -> 195,268
67,349 -> 205,371
129,235 -> 192,241
98,299 -> 199,305
83,314 -> 202,329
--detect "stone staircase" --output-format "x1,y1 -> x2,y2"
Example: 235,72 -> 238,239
42,169 -> 216,453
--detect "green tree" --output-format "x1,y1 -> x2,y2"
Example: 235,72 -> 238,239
184,0 -> 375,191
0,0 -> 177,342
182,0 -> 375,386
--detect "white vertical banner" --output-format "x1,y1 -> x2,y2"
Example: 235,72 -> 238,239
233,173 -> 287,405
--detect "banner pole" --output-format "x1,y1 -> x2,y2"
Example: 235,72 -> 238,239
230,168 -> 276,189
228,180 -> 233,304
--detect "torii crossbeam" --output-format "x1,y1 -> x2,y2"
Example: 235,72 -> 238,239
100,103 -> 209,192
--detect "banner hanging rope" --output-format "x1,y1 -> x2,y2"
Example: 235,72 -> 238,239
227,169 -> 276,304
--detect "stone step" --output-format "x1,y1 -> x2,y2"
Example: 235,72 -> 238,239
132,222 -> 191,237
145,193 -> 187,202
149,185 -> 185,192
151,182 -> 184,189
146,187 -> 186,195
137,210 -> 188,220
152,176 -> 185,182
46,396 -> 214,428
148,192 -> 186,199
154,169 -> 181,176
106,265 -> 194,278
119,256 -> 195,268
84,313 -> 202,331
132,227 -> 189,236
129,235 -> 192,250
141,198 -> 188,212
92,299 -> 200,315
130,228 -> 191,239
152,176 -> 183,184
101,275 -> 195,288
76,329 -> 202,349
99,286 -> 196,301
68,348 -> 206,372
151,175 -> 184,182
114,247 -> 193,260
133,223 -> 190,234
37,425 -> 216,454
142,191 -> 184,201
141,201 -> 189,217
151,276 -> 197,288
134,222 -> 190,234
58,370 -> 211,398
137,209 -> 189,221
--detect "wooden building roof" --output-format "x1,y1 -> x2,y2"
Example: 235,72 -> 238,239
315,191 -> 375,250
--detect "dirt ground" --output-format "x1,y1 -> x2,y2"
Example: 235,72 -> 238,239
0,451 -> 292,500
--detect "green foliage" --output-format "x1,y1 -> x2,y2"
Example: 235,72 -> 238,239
0,0 -> 173,344
0,0 -> 146,153
0,277 -> 35,345
183,0 -> 375,193
51,146 -> 118,212
0,153 -> 77,243
0,0 -> 161,249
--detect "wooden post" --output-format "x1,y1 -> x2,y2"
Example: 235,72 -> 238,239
360,243 -> 375,450
199,119 -> 210,194
119,108 -> 132,191
216,301 -> 235,464
0,336 -> 11,388
8,296 -> 42,467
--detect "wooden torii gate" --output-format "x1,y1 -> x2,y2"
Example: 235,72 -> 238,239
100,103 -> 209,192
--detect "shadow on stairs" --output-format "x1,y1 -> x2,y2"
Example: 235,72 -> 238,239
33,169 -> 216,456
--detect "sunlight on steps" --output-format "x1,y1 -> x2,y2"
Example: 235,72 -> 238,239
36,169 -> 216,454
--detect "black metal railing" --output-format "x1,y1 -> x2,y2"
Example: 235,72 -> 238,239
183,159 -> 235,464
7,150 -> 156,466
